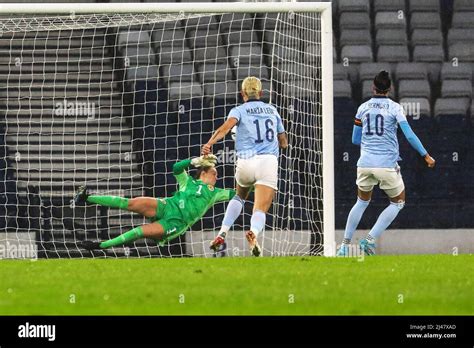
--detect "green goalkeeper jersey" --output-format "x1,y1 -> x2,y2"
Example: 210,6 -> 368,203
165,159 -> 236,227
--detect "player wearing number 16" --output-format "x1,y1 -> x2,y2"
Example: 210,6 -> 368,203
202,76 -> 288,256
337,71 -> 436,257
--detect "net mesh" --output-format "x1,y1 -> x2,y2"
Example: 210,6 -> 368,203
0,10 -> 324,258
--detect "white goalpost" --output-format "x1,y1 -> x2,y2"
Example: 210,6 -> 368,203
0,2 -> 334,259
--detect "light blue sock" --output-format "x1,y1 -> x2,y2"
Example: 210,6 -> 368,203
368,201 -> 405,240
219,196 -> 244,237
250,209 -> 266,237
343,197 -> 370,242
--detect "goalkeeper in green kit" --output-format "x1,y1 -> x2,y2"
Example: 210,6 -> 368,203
77,155 -> 235,250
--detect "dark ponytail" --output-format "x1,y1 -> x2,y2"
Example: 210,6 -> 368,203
373,70 -> 391,94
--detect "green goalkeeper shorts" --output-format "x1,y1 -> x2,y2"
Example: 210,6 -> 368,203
149,198 -> 188,246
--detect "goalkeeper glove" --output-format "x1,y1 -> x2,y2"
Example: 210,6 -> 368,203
191,154 -> 218,168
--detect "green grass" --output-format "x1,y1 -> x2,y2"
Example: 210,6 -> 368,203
0,255 -> 472,315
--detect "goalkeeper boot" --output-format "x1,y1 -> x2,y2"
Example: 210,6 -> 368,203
359,238 -> 376,256
209,235 -> 226,252
74,186 -> 89,205
80,240 -> 102,250
245,231 -> 262,257
336,244 -> 350,257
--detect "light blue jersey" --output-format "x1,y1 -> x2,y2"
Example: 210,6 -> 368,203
355,96 -> 407,168
228,99 -> 285,159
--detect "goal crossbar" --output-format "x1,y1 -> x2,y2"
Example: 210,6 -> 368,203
0,2 -> 331,14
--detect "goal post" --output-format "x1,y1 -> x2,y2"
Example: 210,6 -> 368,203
0,2 -> 334,258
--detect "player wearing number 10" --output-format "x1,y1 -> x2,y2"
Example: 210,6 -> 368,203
337,71 -> 436,256
202,76 -> 288,256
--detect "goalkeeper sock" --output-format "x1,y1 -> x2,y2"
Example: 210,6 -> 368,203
87,195 -> 129,210
100,226 -> 144,249
368,201 -> 404,240
219,196 -> 244,238
250,209 -> 266,237
343,197 -> 370,242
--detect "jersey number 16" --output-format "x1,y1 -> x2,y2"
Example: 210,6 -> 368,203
253,119 -> 274,143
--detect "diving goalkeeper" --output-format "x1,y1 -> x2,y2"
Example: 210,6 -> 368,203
78,156 -> 235,250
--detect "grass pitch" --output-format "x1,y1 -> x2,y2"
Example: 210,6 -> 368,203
0,255 -> 472,315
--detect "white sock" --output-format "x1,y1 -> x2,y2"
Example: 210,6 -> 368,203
218,196 -> 244,238
250,210 -> 266,237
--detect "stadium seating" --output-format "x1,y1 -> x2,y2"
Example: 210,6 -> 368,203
338,0 -> 370,13
359,62 -> 393,82
411,29 -> 443,47
447,28 -> 474,46
376,29 -> 407,46
375,12 -> 407,30
401,97 -> 431,115
434,98 -> 471,131
340,45 -> 373,63
333,80 -> 352,99
125,65 -> 159,81
412,44 -> 445,63
168,81 -> 204,100
340,29 -> 372,47
441,80 -> 472,99
332,64 -> 350,81
373,0 -> 405,12
339,12 -> 371,30
409,0 -> 440,12
398,79 -> 432,100
410,12 -> 442,31
449,43 -> 474,62
377,45 -> 410,62
453,0 -> 474,11
451,12 -> 474,29
395,62 -> 429,81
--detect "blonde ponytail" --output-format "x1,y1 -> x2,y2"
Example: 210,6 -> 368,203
241,76 -> 262,99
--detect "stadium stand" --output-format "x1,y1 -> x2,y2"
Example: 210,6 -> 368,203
376,29 -> 408,47
410,0 -> 440,12
410,12 -> 442,31
373,0 -> 406,12
453,0 -> 474,11
395,62 -> 429,81
378,44 -> 410,62
338,0 -> 370,13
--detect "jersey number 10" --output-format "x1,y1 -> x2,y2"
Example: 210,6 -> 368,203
253,119 -> 274,143
365,114 -> 384,136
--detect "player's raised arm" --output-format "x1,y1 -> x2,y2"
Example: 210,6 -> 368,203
172,158 -> 192,188
202,117 -> 238,155
173,156 -> 218,187
398,120 -> 435,168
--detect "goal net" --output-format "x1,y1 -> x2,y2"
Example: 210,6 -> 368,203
0,2 -> 334,259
